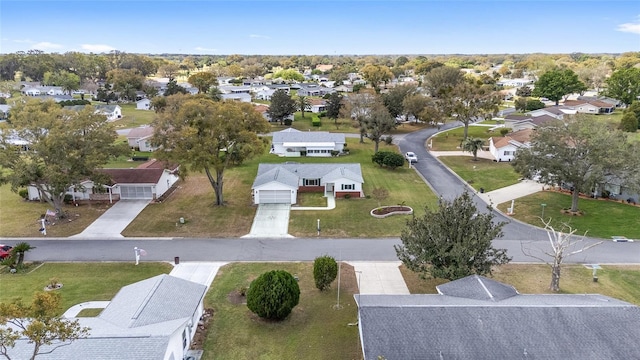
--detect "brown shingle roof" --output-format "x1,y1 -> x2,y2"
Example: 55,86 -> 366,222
127,126 -> 154,139
492,128 -> 533,148
100,168 -> 164,184
136,159 -> 178,171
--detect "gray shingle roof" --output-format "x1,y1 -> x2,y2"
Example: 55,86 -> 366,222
252,163 -> 363,188
100,274 -> 206,328
10,337 -> 169,360
436,274 -> 518,301
272,128 -> 345,145
356,276 -> 640,360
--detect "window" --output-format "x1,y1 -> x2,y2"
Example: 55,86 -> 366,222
304,179 -> 320,186
341,184 -> 354,190
504,151 -> 514,156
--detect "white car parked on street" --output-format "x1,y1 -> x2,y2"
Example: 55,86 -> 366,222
405,152 -> 418,163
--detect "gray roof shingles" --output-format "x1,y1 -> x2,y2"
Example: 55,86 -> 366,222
272,128 -> 346,144
252,163 -> 363,188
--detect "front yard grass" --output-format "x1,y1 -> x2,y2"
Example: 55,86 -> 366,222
496,191 -> 640,239
430,124 -> 499,151
124,138 -> 438,238
111,103 -> 156,129
0,184 -> 114,237
0,262 -> 172,314
438,156 -> 521,192
202,262 -> 360,360
400,264 -> 640,305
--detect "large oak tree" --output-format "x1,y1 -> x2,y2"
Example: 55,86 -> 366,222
532,68 -> 587,105
513,115 -> 632,213
0,100 -> 126,215
152,95 -> 269,205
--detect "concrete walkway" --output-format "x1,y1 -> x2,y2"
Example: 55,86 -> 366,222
291,194 -> 336,211
243,203 -> 293,238
348,261 -> 410,295
72,200 -> 150,239
429,150 -> 495,160
169,261 -> 227,289
478,179 -> 543,206
63,301 -> 110,318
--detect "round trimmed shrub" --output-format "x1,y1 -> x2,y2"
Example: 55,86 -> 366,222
313,255 -> 338,291
246,270 -> 300,320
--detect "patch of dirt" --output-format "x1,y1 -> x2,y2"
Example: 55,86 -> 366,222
372,206 -> 412,215
227,290 -> 246,305
560,209 -> 584,216
190,308 -> 214,350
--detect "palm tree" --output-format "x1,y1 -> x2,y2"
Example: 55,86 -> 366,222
297,95 -> 311,118
462,137 -> 485,161
11,242 -> 36,267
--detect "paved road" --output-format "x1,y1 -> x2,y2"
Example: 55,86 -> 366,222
8,237 -> 639,264
396,123 -> 551,241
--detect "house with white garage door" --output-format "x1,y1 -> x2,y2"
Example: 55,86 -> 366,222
252,163 -> 364,204
270,128 -> 346,157
27,160 -> 179,201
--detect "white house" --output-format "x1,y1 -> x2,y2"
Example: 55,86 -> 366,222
221,93 -> 252,102
296,83 -> 335,96
252,163 -> 364,204
7,275 -> 207,360
255,88 -> 276,101
136,98 -> 152,110
562,100 -> 615,114
27,160 -> 179,201
488,128 -> 533,162
64,104 -> 123,121
309,98 -> 327,113
127,126 -> 156,152
270,128 -> 346,157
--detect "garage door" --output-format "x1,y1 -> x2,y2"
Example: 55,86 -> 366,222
258,190 -> 291,204
120,186 -> 153,199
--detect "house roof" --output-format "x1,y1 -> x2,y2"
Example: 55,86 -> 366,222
272,128 -> 345,144
491,128 -> 534,149
100,274 -> 206,328
563,100 -> 614,109
254,104 -> 269,114
253,163 -> 363,188
100,168 -> 166,185
356,275 -> 640,360
136,159 -> 179,171
127,126 -> 154,139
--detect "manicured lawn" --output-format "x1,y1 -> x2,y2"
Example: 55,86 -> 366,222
0,184 -> 114,237
111,103 -> 156,129
400,264 -> 640,305
495,190 -> 640,239
124,138 -> 438,238
202,262 -> 360,360
295,192 -> 327,207
0,262 -> 172,314
438,156 -> 521,192
430,124 -> 499,150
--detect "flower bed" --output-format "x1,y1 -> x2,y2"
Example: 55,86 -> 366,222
370,206 -> 413,218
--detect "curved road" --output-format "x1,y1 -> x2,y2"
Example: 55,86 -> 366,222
3,124 -> 638,265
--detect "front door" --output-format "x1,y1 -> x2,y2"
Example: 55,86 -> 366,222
325,183 -> 334,196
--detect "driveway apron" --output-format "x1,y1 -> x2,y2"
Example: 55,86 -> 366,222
348,261 -> 410,294
71,200 -> 150,238
244,203 -> 292,238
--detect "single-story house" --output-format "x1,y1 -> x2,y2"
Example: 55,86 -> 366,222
7,274 -> 207,360
0,104 -> 10,120
218,85 -> 251,94
355,275 -> 640,360
488,128 -> 533,161
251,163 -> 364,204
270,128 -> 346,157
127,126 -> 156,152
28,160 -> 179,201
64,104 -> 123,121
136,98 -> 152,110
254,88 -> 276,101
334,84 -> 353,93
496,78 -> 534,87
309,98 -> 327,113
562,100 -> 615,114
526,106 -> 569,120
220,93 -> 251,102
296,83 -> 335,97
22,86 -> 66,96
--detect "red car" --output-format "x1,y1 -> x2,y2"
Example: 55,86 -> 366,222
0,244 -> 13,259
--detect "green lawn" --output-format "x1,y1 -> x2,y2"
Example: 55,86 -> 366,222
401,263 -> 640,305
430,124 -> 499,151
496,191 -> 640,239
124,138 -> 438,238
202,262 -> 360,360
438,156 -> 521,192
0,263 -> 172,314
111,103 -> 156,129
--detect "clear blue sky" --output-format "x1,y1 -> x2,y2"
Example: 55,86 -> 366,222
1,1 -> 639,55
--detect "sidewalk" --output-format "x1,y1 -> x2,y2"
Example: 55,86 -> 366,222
348,261 -> 409,294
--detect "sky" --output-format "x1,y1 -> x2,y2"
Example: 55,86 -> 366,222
1,0 -> 639,55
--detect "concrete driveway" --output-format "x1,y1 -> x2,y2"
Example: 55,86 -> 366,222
244,203 -> 293,238
71,200 -> 150,239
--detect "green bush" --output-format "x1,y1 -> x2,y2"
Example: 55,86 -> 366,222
372,151 -> 393,167
18,188 -> 28,200
313,256 -> 338,291
499,128 -> 509,136
384,135 -> 393,145
246,270 -> 300,320
284,118 -> 293,126
312,117 -> 321,127
382,152 -> 405,169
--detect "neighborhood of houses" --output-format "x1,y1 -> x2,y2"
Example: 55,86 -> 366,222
2,62 -> 640,359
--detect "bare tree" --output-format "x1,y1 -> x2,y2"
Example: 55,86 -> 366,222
522,220 -> 602,292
